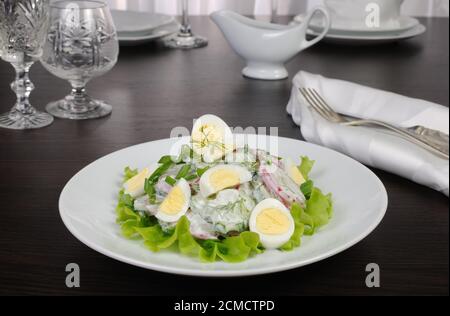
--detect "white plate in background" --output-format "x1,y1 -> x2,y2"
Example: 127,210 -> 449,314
111,10 -> 179,45
117,21 -> 180,46
293,14 -> 426,45
295,14 -> 419,35
112,10 -> 174,35
313,24 -> 426,45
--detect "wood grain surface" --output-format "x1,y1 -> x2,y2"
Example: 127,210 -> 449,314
0,17 -> 448,296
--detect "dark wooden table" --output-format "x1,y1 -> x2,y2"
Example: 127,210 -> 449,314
0,17 -> 448,296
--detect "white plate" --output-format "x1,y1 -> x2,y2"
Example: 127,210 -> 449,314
310,24 -> 426,45
111,10 -> 174,35
117,21 -> 180,46
59,135 -> 388,277
292,15 -> 426,45
295,14 -> 419,34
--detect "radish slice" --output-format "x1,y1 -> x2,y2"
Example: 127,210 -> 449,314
259,161 -> 306,208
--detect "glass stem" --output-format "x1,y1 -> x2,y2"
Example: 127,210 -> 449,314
180,0 -> 192,35
65,83 -> 93,113
10,63 -> 35,115
271,0 -> 278,22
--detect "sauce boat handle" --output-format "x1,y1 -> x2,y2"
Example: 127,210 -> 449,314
300,6 -> 331,51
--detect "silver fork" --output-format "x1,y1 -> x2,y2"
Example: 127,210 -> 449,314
299,88 -> 449,160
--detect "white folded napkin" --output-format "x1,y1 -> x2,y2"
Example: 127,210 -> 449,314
287,71 -> 449,196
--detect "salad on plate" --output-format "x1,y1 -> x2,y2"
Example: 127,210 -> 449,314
116,115 -> 333,263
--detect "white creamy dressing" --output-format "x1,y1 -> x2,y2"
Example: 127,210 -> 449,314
131,146 -> 305,239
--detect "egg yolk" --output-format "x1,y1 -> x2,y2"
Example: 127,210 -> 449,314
160,186 -> 186,215
125,168 -> 149,193
210,169 -> 240,192
256,208 -> 290,235
290,166 -> 306,185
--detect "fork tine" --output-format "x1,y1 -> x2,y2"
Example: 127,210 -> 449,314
306,88 -> 338,121
303,88 -> 336,121
305,88 -> 338,122
303,89 -> 332,121
299,88 -> 333,121
308,88 -> 342,122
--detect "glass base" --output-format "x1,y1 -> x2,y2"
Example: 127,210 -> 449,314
0,109 -> 54,130
46,98 -> 112,120
163,32 -> 208,49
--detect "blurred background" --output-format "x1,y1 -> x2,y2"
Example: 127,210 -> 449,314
106,0 -> 449,17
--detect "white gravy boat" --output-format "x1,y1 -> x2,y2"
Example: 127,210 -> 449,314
211,8 -> 330,80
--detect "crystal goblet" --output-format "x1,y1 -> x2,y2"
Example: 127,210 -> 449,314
41,1 -> 119,120
0,0 -> 53,130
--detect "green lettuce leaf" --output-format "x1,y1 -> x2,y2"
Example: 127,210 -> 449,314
300,211 -> 315,236
117,189 -> 134,208
199,240 -> 219,262
135,216 -> 199,255
216,236 -> 252,263
298,156 -> 315,180
240,231 -> 263,255
134,216 -> 262,263
116,186 -> 157,238
198,231 -> 262,263
123,167 -> 138,182
177,217 -> 201,255
305,188 -> 333,228
280,191 -> 333,251
121,219 -> 144,239
280,203 -> 305,251
116,189 -> 137,221
116,198 -> 157,239
300,180 -> 314,200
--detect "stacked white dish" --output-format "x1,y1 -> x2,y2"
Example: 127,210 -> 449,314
293,0 -> 426,45
111,10 -> 179,46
